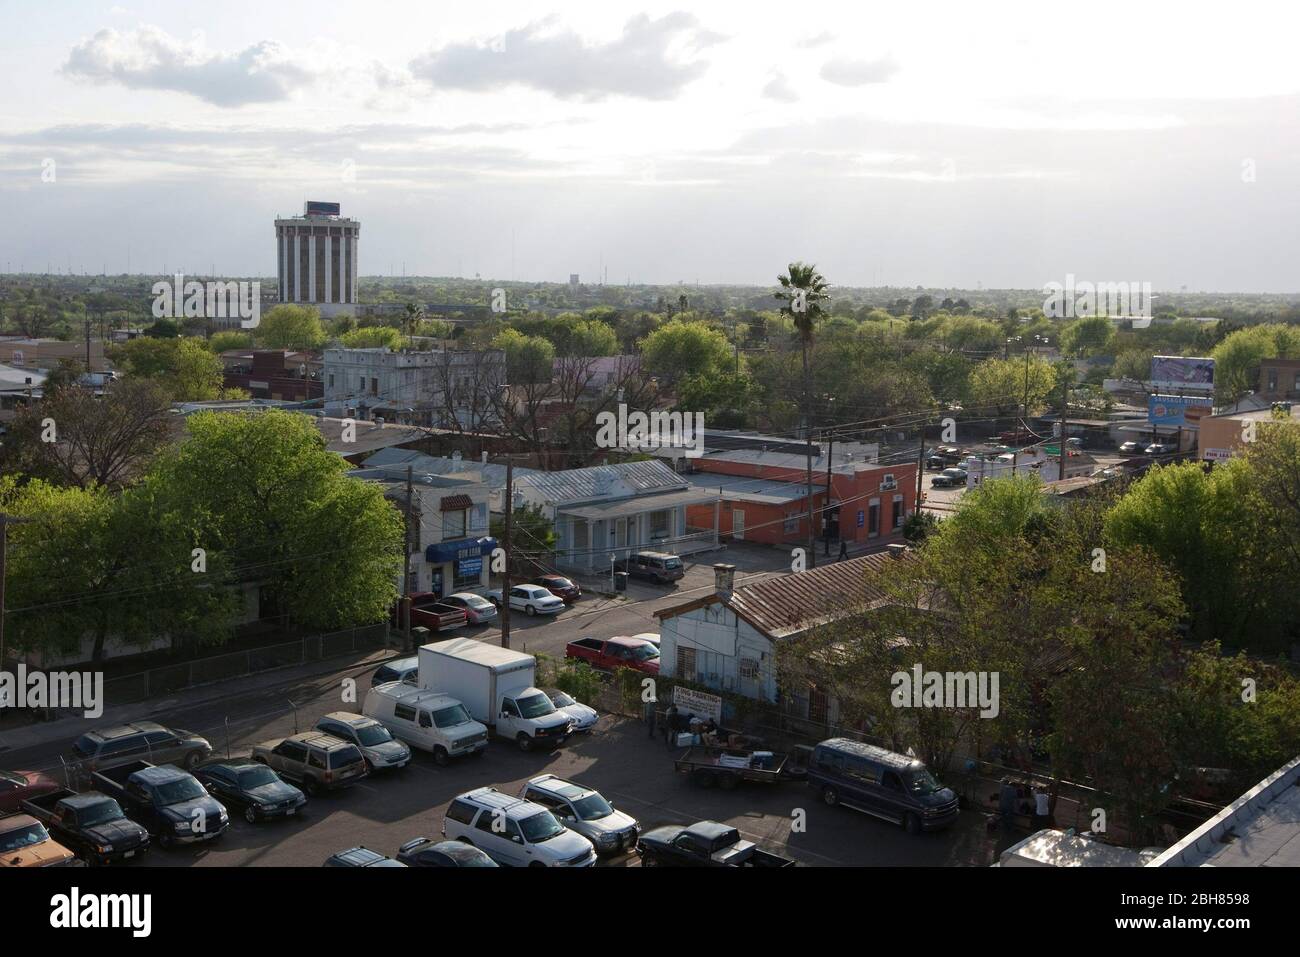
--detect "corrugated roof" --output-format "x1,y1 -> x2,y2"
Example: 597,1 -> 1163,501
515,459 -> 687,503
657,550 -> 907,640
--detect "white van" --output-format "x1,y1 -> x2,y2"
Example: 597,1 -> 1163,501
362,681 -> 489,765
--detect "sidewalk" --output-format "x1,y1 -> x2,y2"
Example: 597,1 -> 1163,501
0,646 -> 395,754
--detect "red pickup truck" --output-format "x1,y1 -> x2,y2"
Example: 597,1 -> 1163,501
394,592 -> 468,632
565,636 -> 660,675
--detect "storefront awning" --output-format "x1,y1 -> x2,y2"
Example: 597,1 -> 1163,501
425,536 -> 497,564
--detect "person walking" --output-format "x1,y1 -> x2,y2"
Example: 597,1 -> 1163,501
838,540 -> 848,561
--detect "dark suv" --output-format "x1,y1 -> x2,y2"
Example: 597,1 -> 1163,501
806,738 -> 959,833
70,722 -> 212,778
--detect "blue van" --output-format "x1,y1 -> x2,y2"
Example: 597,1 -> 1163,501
807,738 -> 959,833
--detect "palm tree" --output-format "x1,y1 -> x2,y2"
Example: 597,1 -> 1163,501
403,302 -> 425,340
774,262 -> 830,435
775,262 -> 829,567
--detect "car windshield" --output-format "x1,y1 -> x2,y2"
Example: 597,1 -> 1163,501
355,724 -> 393,746
905,768 -> 943,795
79,800 -> 124,827
0,822 -> 49,852
72,735 -> 97,756
548,578 -> 573,589
630,644 -> 659,662
237,766 -> 280,789
572,793 -> 614,820
516,693 -> 556,719
431,704 -> 473,728
154,777 -> 207,805
550,691 -> 576,708
664,558 -> 682,569
519,811 -> 565,843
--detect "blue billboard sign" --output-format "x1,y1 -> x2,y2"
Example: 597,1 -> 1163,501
1148,394 -> 1212,427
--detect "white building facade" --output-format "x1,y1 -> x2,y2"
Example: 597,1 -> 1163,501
275,201 -> 359,318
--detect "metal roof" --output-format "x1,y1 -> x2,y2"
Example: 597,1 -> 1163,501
657,550 -> 905,640
681,472 -> 809,505
560,487 -> 718,520
516,459 -> 686,503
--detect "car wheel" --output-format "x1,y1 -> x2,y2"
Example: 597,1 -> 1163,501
433,747 -> 450,766
244,806 -> 257,824
640,853 -> 658,867
526,604 -> 536,616
904,813 -> 922,835
184,750 -> 203,770
718,773 -> 738,791
516,733 -> 533,752
822,786 -> 839,807
158,833 -> 173,849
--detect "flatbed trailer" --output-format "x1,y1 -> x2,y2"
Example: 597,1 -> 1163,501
673,745 -> 809,789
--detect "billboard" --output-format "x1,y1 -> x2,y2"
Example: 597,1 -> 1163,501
304,200 -> 341,217
1150,355 -> 1215,391
1148,394 -> 1213,427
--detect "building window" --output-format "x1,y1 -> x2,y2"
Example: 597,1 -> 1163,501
868,501 -> 880,536
650,509 -> 669,538
740,657 -> 759,681
892,495 -> 904,529
677,646 -> 697,682
444,510 -> 467,539
327,374 -> 334,389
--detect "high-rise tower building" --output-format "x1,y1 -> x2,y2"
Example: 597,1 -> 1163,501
274,201 -> 359,316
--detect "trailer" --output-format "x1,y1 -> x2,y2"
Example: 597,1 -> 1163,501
673,745 -> 810,790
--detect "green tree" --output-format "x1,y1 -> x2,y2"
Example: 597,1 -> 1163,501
1211,324 -> 1300,403
108,337 -> 226,401
639,319 -> 732,380
141,410 -> 404,631
774,262 -> 830,436
967,355 -> 1057,417
254,305 -> 326,351
1059,316 -> 1115,357
492,329 -> 555,384
208,331 -> 254,353
340,326 -> 403,350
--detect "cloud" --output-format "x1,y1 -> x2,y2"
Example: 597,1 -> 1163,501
762,71 -> 799,103
62,26 -> 317,106
797,32 -> 835,49
820,55 -> 899,87
409,13 -> 719,101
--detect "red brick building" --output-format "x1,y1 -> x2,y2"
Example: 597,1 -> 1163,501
221,350 -> 323,401
683,453 -> 918,548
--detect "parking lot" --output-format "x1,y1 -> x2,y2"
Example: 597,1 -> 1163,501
111,672 -> 998,868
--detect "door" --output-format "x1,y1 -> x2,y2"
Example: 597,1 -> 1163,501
498,697 -> 522,738
732,509 -> 745,541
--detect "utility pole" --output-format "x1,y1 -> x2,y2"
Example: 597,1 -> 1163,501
1058,369 -> 1070,482
916,419 -> 927,509
823,431 -> 834,557
805,429 -> 816,570
0,513 -> 35,670
401,466 -> 413,652
501,457 -> 513,649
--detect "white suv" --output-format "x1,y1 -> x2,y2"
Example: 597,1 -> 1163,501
442,788 -> 596,867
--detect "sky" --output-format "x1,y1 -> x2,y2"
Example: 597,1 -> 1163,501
0,0 -> 1297,291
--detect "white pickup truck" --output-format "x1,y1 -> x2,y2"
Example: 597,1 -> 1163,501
417,639 -> 572,751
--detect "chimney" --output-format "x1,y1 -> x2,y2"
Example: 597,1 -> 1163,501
714,563 -> 736,598
886,544 -> 907,559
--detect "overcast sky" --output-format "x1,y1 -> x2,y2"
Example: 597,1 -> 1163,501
1,0 -> 1297,291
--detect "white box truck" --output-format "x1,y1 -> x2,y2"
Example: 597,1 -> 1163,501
417,638 -> 573,751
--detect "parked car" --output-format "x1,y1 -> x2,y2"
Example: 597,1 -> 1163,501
396,837 -> 498,867
250,732 -> 368,795
194,762 -> 306,824
623,550 -> 685,583
565,635 -> 660,675
323,846 -> 406,867
415,640 -> 572,751
531,574 -> 581,604
518,774 -> 640,856
21,788 -> 149,864
806,738 -> 959,833
442,788 -> 596,867
0,813 -> 80,867
486,584 -> 565,616
441,592 -> 498,625
629,632 -> 661,648
1118,440 -> 1141,454
0,768 -> 60,814
1144,442 -> 1172,455
314,712 -> 411,772
69,722 -> 212,778
930,467 -> 968,488
636,820 -> 795,867
363,684 -> 489,763
371,655 -> 418,687
541,688 -> 598,732
91,761 -> 229,847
